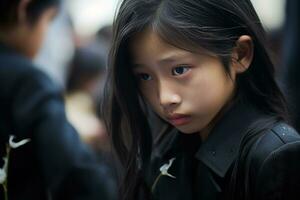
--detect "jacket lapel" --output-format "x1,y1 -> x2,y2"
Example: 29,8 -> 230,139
194,161 -> 223,200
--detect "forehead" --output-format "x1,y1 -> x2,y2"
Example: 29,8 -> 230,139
130,29 -> 191,62
129,28 -> 215,65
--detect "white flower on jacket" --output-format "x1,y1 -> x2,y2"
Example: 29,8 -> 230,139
9,135 -> 31,149
151,157 -> 176,193
0,158 -> 8,184
159,157 -> 176,179
1,135 -> 31,186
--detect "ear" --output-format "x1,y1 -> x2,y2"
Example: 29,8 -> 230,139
17,0 -> 31,24
231,35 -> 254,75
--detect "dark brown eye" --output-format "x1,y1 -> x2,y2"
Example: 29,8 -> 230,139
172,66 -> 190,76
138,73 -> 152,81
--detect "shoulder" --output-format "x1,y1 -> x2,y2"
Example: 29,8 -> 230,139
250,122 -> 300,167
0,51 -> 33,76
2,55 -> 64,118
249,123 -> 300,199
0,52 -> 58,95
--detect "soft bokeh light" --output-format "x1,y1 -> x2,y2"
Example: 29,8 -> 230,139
66,0 -> 120,37
251,0 -> 286,30
67,0 -> 286,37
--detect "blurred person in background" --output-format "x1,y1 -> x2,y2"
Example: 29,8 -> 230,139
65,44 -> 109,153
0,0 -> 116,199
34,2 -> 75,88
64,25 -> 121,186
281,0 -> 300,132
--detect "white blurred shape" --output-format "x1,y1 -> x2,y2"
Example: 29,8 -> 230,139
251,0 -> 286,30
34,6 -> 75,88
67,0 -> 120,37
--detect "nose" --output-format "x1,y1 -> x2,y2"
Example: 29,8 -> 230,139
158,81 -> 181,112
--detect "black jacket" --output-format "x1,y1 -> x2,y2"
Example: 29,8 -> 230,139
148,98 -> 300,200
0,43 -> 116,200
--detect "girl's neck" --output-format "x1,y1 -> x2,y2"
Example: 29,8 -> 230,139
0,28 -> 34,59
199,91 -> 239,141
199,123 -> 214,141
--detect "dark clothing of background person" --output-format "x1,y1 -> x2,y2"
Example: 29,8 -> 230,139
281,0 -> 300,131
148,98 -> 300,200
0,43 -> 116,200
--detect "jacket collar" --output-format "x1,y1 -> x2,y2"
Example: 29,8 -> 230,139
195,98 -> 263,177
156,97 -> 264,178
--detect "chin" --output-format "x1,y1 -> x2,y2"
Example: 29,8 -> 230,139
175,121 -> 210,135
176,126 -> 200,134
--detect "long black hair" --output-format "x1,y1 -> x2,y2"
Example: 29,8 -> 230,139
0,0 -> 60,28
103,0 -> 289,199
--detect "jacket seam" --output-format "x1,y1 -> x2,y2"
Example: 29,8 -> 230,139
254,130 -> 285,182
256,140 -> 300,179
270,129 -> 287,144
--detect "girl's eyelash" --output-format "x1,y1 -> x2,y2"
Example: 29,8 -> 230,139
172,65 -> 191,76
136,73 -> 153,81
134,65 -> 191,80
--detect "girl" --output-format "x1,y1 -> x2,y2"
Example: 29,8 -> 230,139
104,0 -> 300,200
0,0 -> 115,199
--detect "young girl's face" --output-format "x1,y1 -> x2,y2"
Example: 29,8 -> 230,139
130,29 -> 236,136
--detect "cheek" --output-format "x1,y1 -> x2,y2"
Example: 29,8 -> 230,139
36,20 -> 49,45
187,68 -> 234,113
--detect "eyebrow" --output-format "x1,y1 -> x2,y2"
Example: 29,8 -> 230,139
132,52 -> 192,68
159,53 -> 191,64
132,63 -> 145,69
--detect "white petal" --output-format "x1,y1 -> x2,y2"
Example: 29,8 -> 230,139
159,157 -> 176,179
168,158 -> 175,167
159,164 -> 168,172
9,135 -> 31,149
165,172 -> 176,179
0,169 -> 6,184
159,157 -> 176,172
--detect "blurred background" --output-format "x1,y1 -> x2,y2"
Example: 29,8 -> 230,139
33,0 -> 288,157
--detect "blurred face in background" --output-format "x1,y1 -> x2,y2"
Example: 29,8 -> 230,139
21,7 -> 58,59
15,5 -> 58,59
0,0 -> 57,59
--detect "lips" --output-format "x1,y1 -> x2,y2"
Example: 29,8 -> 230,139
167,114 -> 191,126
